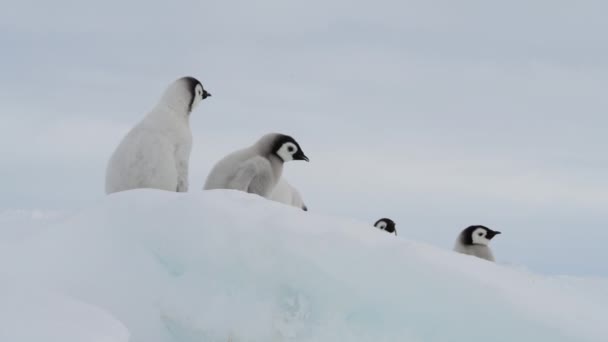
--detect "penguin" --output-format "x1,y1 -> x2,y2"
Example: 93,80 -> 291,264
105,76 -> 211,194
204,133 -> 309,197
374,218 -> 397,235
269,178 -> 308,211
453,225 -> 501,262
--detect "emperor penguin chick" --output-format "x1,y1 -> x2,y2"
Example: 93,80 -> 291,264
204,133 -> 309,197
374,218 -> 397,235
454,225 -> 501,262
105,76 -> 211,194
269,178 -> 308,211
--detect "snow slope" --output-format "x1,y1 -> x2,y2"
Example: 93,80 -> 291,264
1,190 -> 607,342
0,285 -> 128,342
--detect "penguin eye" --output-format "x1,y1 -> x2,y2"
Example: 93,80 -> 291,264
287,146 -> 295,152
478,232 -> 484,236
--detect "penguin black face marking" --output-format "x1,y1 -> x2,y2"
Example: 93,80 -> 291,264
273,135 -> 309,162
181,76 -> 211,112
460,225 -> 501,246
374,218 -> 397,235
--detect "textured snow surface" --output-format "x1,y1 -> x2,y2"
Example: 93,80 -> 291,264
1,190 -> 607,342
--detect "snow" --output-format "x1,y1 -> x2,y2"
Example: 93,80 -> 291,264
1,189 -> 607,342
0,209 -> 69,242
0,285 -> 128,342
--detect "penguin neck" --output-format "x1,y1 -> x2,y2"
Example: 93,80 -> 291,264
267,154 -> 284,181
470,244 -> 495,261
148,102 -> 191,125
157,83 -> 192,115
467,244 -> 491,255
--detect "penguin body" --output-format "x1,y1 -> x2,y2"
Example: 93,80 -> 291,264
453,225 -> 501,262
105,77 -> 211,194
204,133 -> 308,197
269,178 -> 307,211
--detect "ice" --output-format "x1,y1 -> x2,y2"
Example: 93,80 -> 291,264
0,284 -> 128,342
1,189 -> 606,341
0,209 -> 69,242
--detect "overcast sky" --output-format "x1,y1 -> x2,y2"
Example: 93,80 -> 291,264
1,0 -> 607,276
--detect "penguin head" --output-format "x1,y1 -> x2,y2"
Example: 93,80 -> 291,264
189,79 -> 211,112
374,218 -> 397,235
161,76 -> 211,114
273,134 -> 309,163
461,225 -> 501,246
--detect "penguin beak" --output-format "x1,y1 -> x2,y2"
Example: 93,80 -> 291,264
488,231 -> 501,239
295,151 -> 309,162
202,90 -> 212,99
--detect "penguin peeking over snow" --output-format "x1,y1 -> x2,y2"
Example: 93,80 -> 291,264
374,218 -> 397,235
204,133 -> 309,198
453,225 -> 501,262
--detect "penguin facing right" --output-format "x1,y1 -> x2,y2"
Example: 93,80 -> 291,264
269,178 -> 308,211
374,218 -> 397,235
105,76 -> 211,194
203,133 -> 309,197
453,225 -> 501,262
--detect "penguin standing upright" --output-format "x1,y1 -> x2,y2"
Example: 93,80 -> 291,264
105,76 -> 211,194
204,133 -> 309,197
453,225 -> 501,262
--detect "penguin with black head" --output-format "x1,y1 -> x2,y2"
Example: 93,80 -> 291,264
454,225 -> 501,262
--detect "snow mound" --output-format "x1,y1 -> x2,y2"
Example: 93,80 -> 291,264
0,285 -> 128,342
1,190 -> 607,342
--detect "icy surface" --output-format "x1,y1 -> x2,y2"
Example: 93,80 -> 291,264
0,285 -> 129,342
0,209 -> 69,242
1,190 -> 607,342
